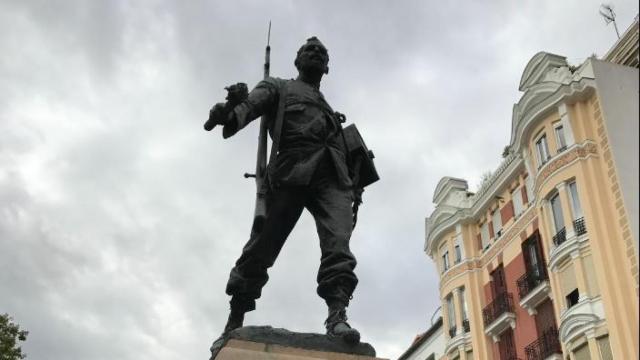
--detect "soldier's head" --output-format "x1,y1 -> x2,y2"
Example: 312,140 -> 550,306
294,36 -> 329,77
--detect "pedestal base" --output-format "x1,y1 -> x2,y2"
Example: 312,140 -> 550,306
210,326 -> 384,360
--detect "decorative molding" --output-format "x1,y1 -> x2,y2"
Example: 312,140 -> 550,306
558,296 -> 606,344
485,312 -> 517,343
548,233 -> 590,272
534,141 -> 598,194
438,208 -> 537,291
444,332 -> 471,355
439,258 -> 481,292
511,77 -> 596,155
481,208 -> 536,266
519,280 -> 552,315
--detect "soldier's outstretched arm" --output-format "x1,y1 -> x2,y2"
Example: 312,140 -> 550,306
213,77 -> 284,139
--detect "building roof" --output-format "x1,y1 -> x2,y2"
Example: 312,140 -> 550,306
397,317 -> 443,360
603,14 -> 639,67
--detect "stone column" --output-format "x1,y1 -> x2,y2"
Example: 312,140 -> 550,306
458,345 -> 467,360
442,297 -> 452,339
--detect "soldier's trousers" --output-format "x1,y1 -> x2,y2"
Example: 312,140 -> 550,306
225,170 -> 358,312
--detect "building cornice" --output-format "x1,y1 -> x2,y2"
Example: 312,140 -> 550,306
511,76 -> 596,154
425,155 -> 524,255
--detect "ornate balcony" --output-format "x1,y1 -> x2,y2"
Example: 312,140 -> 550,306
517,268 -> 552,315
573,217 -> 586,236
552,227 -> 567,246
524,327 -> 562,360
483,292 -> 516,342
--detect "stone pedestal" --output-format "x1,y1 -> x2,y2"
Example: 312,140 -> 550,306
211,326 -> 385,360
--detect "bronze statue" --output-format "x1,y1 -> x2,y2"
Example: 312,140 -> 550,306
205,36 -> 378,353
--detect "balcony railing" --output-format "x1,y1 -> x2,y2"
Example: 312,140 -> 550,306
448,325 -> 457,338
573,217 -> 587,236
524,327 -> 562,360
462,318 -> 470,333
483,292 -> 514,326
516,267 -> 548,299
552,227 -> 567,246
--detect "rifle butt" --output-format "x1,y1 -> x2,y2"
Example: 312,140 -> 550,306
250,193 -> 268,234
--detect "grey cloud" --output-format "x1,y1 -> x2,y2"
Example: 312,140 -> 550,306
1,1 -> 638,359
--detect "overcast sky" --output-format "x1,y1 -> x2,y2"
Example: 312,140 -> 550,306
1,1 -> 637,359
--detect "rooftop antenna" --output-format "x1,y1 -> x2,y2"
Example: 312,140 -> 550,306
599,4 -> 621,39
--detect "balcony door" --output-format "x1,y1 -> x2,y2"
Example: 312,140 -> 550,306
535,299 -> 556,335
499,328 -> 517,360
491,265 -> 507,296
523,232 -> 544,279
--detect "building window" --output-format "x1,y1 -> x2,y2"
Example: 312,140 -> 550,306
597,336 -> 614,360
459,287 -> 469,333
550,192 -> 566,246
567,181 -> 583,219
512,187 -> 525,217
454,233 -> 464,264
566,288 -> 579,308
536,134 -> 551,167
555,123 -> 568,152
492,209 -> 503,238
568,181 -> 587,236
480,222 -> 490,250
525,175 -> 533,204
442,251 -> 450,273
446,295 -> 456,338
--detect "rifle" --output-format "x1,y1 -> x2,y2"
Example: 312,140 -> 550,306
244,22 -> 272,234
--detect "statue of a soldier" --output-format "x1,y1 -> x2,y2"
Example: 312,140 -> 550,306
205,36 -> 377,349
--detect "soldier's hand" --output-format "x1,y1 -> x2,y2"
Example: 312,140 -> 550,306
353,187 -> 363,206
204,103 -> 230,131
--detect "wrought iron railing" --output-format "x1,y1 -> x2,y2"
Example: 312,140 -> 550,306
552,227 -> 567,246
501,348 -> 521,360
516,266 -> 548,299
524,327 -> 562,360
462,318 -> 470,333
573,217 -> 587,236
482,292 -> 514,326
448,325 -> 457,338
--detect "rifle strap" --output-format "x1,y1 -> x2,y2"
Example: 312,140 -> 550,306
268,81 -> 288,166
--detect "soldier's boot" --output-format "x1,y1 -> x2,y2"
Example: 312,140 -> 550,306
210,309 -> 245,359
223,309 -> 245,335
325,302 -> 360,344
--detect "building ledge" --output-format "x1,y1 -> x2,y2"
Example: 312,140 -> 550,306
484,312 -> 516,342
519,280 -> 553,315
548,233 -> 589,272
559,296 -> 605,344
444,331 -> 472,355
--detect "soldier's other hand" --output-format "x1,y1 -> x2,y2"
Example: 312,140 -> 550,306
204,103 -> 227,131
353,188 -> 363,206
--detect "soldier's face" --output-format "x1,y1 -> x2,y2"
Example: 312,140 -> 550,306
295,42 -> 329,75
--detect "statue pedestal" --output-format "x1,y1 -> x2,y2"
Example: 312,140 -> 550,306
211,326 -> 385,360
